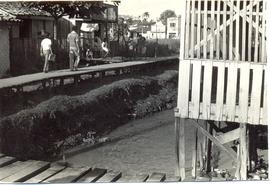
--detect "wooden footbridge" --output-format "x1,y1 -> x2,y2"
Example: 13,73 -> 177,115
0,153 -> 185,183
0,56 -> 177,94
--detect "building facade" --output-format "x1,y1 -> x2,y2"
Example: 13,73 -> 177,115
167,16 -> 181,39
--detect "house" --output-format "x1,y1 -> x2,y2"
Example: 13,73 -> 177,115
167,16 -> 181,39
150,21 -> 166,39
0,2 -> 119,77
0,9 -> 21,78
0,2 -> 55,39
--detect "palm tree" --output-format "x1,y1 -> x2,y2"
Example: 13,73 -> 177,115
143,12 -> 150,21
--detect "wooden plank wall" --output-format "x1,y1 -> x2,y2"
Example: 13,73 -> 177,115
176,60 -> 267,125
184,0 -> 267,63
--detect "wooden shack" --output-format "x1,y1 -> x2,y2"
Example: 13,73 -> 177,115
175,0 -> 267,180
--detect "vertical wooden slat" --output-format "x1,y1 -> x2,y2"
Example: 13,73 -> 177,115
235,0 -> 240,61
241,0 -> 247,61
229,0 -> 234,60
216,0 -> 221,59
222,0 -> 227,60
185,0 -> 191,59
215,61 -> 225,121
262,68 -> 267,125
179,0 -> 187,61
177,60 -> 191,118
226,62 -> 238,122
261,0 -> 266,63
238,63 -> 250,123
190,0 -> 196,58
248,0 -> 253,62
254,1 -> 260,62
191,61 -> 202,119
203,0 -> 208,59
249,65 -> 263,124
202,61 -> 213,120
197,0 -> 202,58
210,0 -> 215,59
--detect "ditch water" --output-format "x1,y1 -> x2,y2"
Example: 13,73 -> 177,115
65,110 -> 197,176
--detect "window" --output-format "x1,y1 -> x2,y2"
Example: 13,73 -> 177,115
170,23 -> 176,27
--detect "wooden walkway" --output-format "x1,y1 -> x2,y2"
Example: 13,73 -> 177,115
0,153 -> 183,183
0,56 -> 178,93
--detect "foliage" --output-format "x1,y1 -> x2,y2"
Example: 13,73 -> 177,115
159,9 -> 177,25
0,70 -> 178,160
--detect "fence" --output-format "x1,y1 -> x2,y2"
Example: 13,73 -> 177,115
183,0 -> 267,63
177,0 -> 267,126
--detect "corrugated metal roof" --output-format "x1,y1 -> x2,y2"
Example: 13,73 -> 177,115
0,2 -> 50,17
0,9 -> 21,22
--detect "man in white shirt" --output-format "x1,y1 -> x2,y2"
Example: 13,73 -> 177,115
40,33 -> 52,73
67,26 -> 80,71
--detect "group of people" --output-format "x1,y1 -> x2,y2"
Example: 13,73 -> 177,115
40,26 -> 109,73
128,34 -> 147,58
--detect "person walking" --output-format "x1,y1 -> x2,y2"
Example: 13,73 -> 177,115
101,38 -> 109,58
40,32 -> 52,73
67,26 -> 80,71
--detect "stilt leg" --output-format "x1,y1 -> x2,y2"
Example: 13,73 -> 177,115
206,121 -> 213,173
179,118 -> 186,180
239,123 -> 248,180
175,115 -> 186,180
192,128 -> 198,178
175,117 -> 180,176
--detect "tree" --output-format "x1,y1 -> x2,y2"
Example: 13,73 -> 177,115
143,12 -> 150,21
26,1 -> 119,40
159,9 -> 176,38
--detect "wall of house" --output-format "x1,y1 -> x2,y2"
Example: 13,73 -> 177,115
0,24 -> 10,78
167,17 -> 181,39
31,19 -> 54,38
11,24 -> 20,38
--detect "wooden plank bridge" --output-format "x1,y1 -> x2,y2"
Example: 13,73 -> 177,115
0,153 -> 185,183
0,56 -> 178,93
0,153 -> 234,183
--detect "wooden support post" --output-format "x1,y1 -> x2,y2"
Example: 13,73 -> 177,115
239,123 -> 248,180
192,128 -> 198,178
179,118 -> 186,180
206,122 -> 213,173
175,113 -> 185,180
74,76 -> 79,85
60,78 -> 64,86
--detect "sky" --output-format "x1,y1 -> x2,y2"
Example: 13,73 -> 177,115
118,0 -> 184,19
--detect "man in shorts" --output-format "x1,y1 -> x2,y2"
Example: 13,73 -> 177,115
67,26 -> 80,71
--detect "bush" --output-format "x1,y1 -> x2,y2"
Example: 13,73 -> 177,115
0,70 -> 178,160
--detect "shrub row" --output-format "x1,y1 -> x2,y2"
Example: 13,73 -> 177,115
0,70 -> 178,160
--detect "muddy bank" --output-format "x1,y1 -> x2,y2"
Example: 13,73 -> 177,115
0,70 -> 178,160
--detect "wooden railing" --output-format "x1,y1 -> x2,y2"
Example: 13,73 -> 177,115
183,0 -> 267,63
176,59 -> 267,125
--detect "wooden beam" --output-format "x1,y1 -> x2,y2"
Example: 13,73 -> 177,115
192,128 -> 198,178
215,128 -> 240,145
239,123 -> 248,180
174,115 -> 186,180
190,120 -> 237,161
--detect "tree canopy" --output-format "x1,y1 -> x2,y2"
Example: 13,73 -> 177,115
26,1 -> 113,20
159,9 -> 176,25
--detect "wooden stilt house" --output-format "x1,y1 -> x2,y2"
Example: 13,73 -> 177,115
175,0 -> 267,180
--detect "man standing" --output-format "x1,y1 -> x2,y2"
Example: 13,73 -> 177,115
40,32 -> 52,73
67,26 -> 80,71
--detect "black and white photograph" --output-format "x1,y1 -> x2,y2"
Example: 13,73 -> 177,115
0,0 -> 268,183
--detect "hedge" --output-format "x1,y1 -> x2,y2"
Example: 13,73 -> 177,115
0,70 -> 178,160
